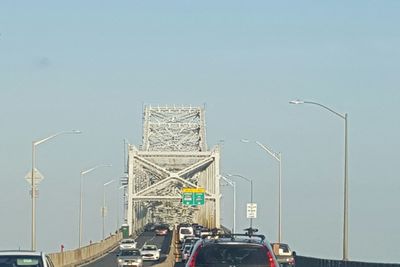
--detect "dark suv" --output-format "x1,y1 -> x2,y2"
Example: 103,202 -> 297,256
185,228 -> 279,267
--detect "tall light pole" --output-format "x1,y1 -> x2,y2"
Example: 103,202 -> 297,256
227,173 -> 254,229
102,179 -> 115,240
117,185 -> 127,230
79,164 -> 112,247
30,130 -> 81,251
241,139 -> 282,243
220,175 -> 236,233
290,99 -> 349,261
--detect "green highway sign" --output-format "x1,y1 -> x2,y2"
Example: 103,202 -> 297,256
182,192 -> 194,205
194,192 -> 205,205
182,187 -> 205,206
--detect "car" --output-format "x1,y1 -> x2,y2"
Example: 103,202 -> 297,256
199,227 -> 212,237
271,243 -> 296,266
0,250 -> 55,267
181,236 -> 199,251
185,228 -> 279,267
144,223 -> 156,232
119,238 -> 137,250
117,249 -> 143,267
140,244 -> 161,261
181,244 -> 194,262
154,225 -> 169,236
179,226 -> 194,242
193,225 -> 203,237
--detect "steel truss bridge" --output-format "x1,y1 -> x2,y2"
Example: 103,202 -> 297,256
47,105 -> 400,267
126,105 -> 221,235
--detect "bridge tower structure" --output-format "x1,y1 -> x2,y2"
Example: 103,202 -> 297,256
126,105 -> 221,235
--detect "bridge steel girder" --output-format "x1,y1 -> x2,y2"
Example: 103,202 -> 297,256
126,105 -> 221,235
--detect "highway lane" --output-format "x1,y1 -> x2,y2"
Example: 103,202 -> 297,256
84,230 -> 172,267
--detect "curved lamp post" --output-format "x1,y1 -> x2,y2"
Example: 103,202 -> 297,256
241,139 -> 282,243
79,164 -> 112,247
102,179 -> 115,240
30,130 -> 81,250
220,175 -> 236,233
290,99 -> 349,261
227,173 -> 254,229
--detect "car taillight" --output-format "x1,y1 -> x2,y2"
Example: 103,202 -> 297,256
267,250 -> 276,267
187,244 -> 202,267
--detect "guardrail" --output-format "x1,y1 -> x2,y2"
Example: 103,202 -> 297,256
296,256 -> 400,267
48,232 -> 122,267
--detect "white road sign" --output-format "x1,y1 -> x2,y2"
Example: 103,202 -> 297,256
246,203 -> 257,219
25,168 -> 44,185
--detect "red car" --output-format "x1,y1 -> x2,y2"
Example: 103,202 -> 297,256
155,226 -> 168,236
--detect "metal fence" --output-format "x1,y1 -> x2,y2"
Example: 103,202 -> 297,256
296,256 -> 400,267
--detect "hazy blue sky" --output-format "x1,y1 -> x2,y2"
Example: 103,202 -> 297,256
1,1 -> 400,263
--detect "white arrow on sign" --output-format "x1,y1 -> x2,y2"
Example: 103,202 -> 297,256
25,168 -> 44,185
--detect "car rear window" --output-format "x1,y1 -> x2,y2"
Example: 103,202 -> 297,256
279,244 -> 289,252
195,244 -> 271,266
121,240 -> 135,244
120,250 -> 141,256
0,256 -> 43,267
180,228 -> 192,234
142,246 -> 157,251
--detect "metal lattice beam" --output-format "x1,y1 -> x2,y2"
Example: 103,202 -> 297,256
126,105 -> 220,234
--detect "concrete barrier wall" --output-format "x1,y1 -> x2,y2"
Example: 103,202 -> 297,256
48,232 -> 122,267
152,229 -> 177,267
296,256 -> 400,267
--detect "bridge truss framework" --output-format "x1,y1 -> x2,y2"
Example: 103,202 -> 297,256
127,105 -> 221,234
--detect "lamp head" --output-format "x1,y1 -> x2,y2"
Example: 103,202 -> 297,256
71,130 -> 82,134
104,180 -> 115,186
289,99 -> 305,104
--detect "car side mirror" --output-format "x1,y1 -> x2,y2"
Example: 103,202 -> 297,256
292,251 -> 296,257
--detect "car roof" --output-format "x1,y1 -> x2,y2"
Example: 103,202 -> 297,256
198,231 -> 269,247
0,250 -> 42,256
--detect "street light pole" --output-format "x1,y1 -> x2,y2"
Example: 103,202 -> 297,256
256,142 -> 282,244
220,175 -> 236,233
290,99 -> 349,260
79,164 -> 112,247
103,180 -> 115,240
227,174 -> 253,229
241,139 -> 283,243
30,130 -> 81,251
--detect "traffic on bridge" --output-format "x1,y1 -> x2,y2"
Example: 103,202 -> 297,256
8,105 -> 393,267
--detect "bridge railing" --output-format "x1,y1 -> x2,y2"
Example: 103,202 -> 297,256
296,256 -> 400,267
48,232 -> 122,267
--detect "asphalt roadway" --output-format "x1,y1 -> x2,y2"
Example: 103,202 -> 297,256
83,230 -> 173,267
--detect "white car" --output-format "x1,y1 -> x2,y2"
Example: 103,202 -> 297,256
0,250 -> 55,267
117,249 -> 143,267
140,244 -> 161,261
119,238 -> 137,250
179,226 -> 194,242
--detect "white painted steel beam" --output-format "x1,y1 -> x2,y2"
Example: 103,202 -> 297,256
127,105 -> 220,232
